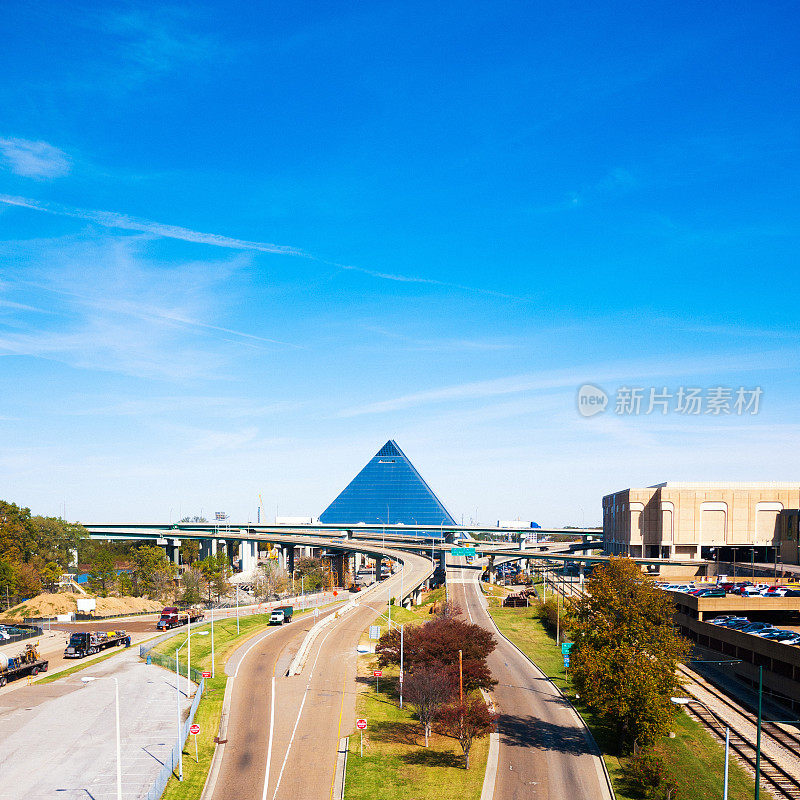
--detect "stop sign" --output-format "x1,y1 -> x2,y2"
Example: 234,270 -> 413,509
373,670 -> 382,677
356,718 -> 367,730
202,671 -> 211,678
189,724 -> 200,735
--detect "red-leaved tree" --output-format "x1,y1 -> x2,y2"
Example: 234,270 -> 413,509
403,666 -> 455,746
437,698 -> 497,768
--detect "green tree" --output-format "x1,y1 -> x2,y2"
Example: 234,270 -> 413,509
294,556 -> 325,591
28,516 -> 86,569
198,554 -> 230,602
88,547 -> 117,596
179,539 -> 200,566
131,545 -> 175,599
181,567 -> 205,604
567,557 -> 691,751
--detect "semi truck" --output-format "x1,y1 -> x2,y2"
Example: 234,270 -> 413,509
269,606 -> 293,625
156,606 -> 205,630
0,643 -> 48,687
64,630 -> 131,658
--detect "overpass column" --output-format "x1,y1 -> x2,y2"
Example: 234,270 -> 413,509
170,539 -> 181,566
199,538 -> 213,561
225,540 -> 237,570
579,562 -> 585,588
285,546 -> 295,575
240,540 -> 258,574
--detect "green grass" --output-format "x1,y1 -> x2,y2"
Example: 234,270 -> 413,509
152,605 -> 330,800
489,606 -> 770,800
344,660 -> 488,800
36,646 -> 129,684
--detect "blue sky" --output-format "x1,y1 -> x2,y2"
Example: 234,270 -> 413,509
0,1 -> 798,525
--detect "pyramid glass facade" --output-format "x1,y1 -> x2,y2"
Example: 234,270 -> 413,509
319,440 -> 456,531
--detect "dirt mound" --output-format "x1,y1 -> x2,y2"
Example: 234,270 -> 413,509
0,593 -> 163,621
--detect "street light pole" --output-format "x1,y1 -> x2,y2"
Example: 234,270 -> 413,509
82,676 -> 122,800
671,697 -> 729,799
399,624 -> 404,709
210,604 -> 215,679
236,583 -> 240,636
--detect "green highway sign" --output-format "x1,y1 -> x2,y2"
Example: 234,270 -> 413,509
561,642 -> 574,654
452,547 -> 477,556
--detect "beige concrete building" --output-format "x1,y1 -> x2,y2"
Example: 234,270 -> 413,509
603,482 -> 800,561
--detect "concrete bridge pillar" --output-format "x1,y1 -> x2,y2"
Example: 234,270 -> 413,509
199,538 -> 213,561
224,540 -> 237,569
285,546 -> 295,575
240,540 -> 258,574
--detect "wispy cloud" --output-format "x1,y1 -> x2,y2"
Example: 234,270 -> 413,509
337,349 -> 795,417
0,193 -> 525,301
0,138 -> 71,179
0,194 -> 303,255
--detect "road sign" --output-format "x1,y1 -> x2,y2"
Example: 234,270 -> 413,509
373,670 -> 383,677
190,724 -> 200,735
563,655 -> 570,668
369,625 -> 381,640
452,547 -> 477,557
202,671 -> 212,678
561,642 -> 573,654
356,718 -> 367,730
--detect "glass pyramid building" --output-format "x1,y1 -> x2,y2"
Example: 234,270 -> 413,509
319,440 -> 456,531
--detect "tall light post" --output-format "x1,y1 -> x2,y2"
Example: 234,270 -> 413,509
671,697 -> 729,800
82,676 -> 121,800
175,630 -> 209,781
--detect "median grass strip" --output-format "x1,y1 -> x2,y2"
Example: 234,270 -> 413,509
344,597 -> 490,800
489,605 -> 770,800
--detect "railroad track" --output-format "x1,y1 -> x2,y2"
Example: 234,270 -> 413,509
678,665 -> 800,800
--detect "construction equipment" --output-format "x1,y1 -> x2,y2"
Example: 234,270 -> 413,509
0,643 -> 48,686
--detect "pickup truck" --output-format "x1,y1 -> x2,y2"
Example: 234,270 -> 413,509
269,606 -> 293,625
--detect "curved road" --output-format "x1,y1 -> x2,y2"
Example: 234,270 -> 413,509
208,550 -> 432,800
447,557 -> 611,800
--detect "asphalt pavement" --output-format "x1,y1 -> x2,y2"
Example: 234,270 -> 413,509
208,552 -> 433,800
447,559 -> 612,800
0,649 -> 191,800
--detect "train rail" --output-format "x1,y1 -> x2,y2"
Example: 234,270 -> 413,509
678,664 -> 800,800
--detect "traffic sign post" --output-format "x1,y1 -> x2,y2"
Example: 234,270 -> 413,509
356,718 -> 367,757
189,724 -> 200,762
373,669 -> 382,693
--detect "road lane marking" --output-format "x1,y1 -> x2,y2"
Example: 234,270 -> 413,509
261,675 -> 275,800
233,627 -> 280,678
329,673 -> 348,800
270,619 -> 341,800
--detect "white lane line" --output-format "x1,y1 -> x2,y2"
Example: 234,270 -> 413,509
270,617 -> 342,800
261,676 -> 276,800
233,627 -> 280,678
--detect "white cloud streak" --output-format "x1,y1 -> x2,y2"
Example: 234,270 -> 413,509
337,349 -> 795,417
0,139 -> 72,179
0,194 -> 304,255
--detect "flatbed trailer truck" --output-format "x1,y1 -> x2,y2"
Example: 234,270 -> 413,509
157,606 -> 205,630
64,630 -> 131,658
0,643 -> 48,687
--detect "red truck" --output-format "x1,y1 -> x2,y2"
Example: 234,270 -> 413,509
156,606 -> 205,630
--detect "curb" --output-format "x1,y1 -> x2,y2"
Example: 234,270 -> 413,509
287,600 -> 358,676
333,736 -> 348,800
489,620 -> 616,800
199,673 -> 235,800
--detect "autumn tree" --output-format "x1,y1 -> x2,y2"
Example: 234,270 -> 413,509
377,615 -> 497,691
404,666 -> 454,746
567,557 -> 691,751
253,561 -> 288,599
437,698 -> 497,768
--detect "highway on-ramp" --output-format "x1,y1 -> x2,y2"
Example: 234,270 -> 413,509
207,550 -> 433,800
446,558 -> 612,800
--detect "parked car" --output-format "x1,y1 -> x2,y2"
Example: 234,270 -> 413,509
721,618 -> 751,629
710,615 -> 740,625
761,587 -> 791,597
756,629 -> 799,642
696,588 -> 726,598
739,622 -> 773,634
718,582 -> 735,592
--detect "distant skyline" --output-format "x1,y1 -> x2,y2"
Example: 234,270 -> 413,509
1,2 -> 798,526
